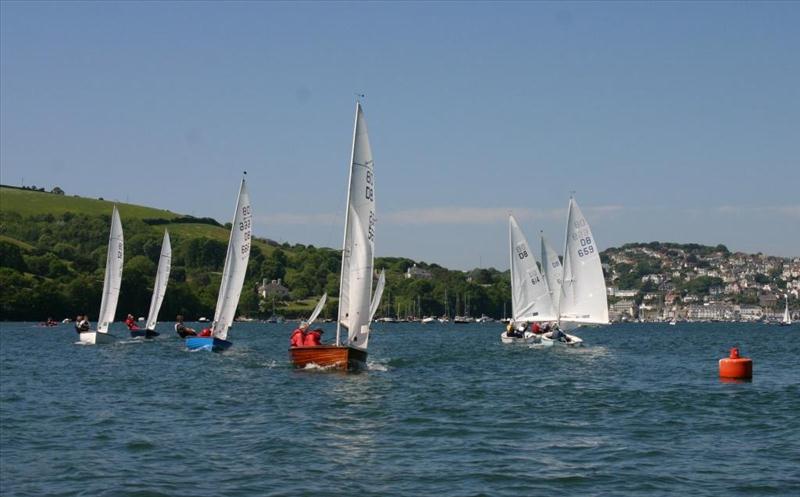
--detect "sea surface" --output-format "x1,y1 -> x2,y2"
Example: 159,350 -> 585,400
1,321 -> 798,497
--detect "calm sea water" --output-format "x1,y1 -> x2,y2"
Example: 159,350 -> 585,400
1,321 -> 798,497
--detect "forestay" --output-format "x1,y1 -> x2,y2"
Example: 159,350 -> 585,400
97,206 -> 124,334
212,179 -> 252,341
145,230 -> 172,331
558,197 -> 609,324
337,102 -> 376,349
509,215 -> 555,322
540,233 -> 563,316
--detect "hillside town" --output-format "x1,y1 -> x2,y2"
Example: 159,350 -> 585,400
603,243 -> 799,323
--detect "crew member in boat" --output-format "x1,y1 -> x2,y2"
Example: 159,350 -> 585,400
174,315 -> 197,338
125,314 -> 140,330
531,322 -> 542,334
547,325 -> 571,342
302,328 -> 324,347
198,327 -> 213,337
290,322 -> 309,347
505,322 -> 525,339
74,314 -> 90,334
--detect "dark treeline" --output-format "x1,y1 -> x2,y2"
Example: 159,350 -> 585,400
0,211 -> 513,321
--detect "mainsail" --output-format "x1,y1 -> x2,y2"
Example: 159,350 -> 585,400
337,102 -> 376,349
212,178 -> 252,340
145,230 -> 172,331
97,206 -> 124,334
558,197 -> 609,324
509,215 -> 555,322
540,233 -> 563,316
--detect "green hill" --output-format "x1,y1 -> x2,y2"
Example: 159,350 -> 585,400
0,185 -> 510,322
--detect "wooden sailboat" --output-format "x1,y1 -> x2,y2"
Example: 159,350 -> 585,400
186,177 -> 252,352
131,229 -> 171,338
290,101 -> 382,370
501,215 -> 556,344
80,206 -> 124,345
545,196 -> 609,346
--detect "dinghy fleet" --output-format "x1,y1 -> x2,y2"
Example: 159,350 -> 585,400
72,100 -> 612,367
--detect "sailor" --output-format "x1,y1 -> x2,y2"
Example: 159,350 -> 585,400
290,322 -> 309,347
74,314 -> 84,334
302,328 -> 324,347
198,327 -> 213,337
174,315 -> 197,338
77,315 -> 90,333
531,322 -> 542,334
549,326 -> 570,342
125,314 -> 140,330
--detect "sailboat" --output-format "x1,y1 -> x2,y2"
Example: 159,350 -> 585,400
290,101 -> 382,370
79,206 -> 124,345
131,230 -> 171,339
501,215 -> 556,344
186,177 -> 252,352
780,294 -> 792,326
544,196 -> 609,346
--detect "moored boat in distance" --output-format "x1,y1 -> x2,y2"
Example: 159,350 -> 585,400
79,206 -> 123,345
186,176 -> 252,352
290,101 -> 383,370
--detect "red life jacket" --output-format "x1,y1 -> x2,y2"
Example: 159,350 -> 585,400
290,329 -> 306,347
302,330 -> 322,347
198,327 -> 212,337
532,322 -> 541,334
125,317 -> 140,330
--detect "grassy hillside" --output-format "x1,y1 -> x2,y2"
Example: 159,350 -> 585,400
0,185 -> 276,256
1,186 -> 180,220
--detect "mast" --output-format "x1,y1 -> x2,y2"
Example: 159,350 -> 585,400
336,100 -> 361,346
557,196 -> 574,327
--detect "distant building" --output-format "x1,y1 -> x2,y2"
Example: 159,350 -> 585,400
259,278 -> 289,299
758,293 -> 778,308
405,264 -> 432,280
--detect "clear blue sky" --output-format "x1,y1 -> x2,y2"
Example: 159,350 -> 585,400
2,1 -> 798,269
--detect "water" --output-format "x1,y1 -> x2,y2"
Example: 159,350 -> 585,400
1,322 -> 798,497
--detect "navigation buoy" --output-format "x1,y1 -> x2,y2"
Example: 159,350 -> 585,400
719,347 -> 752,380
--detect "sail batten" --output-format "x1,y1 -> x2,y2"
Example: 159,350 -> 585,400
212,179 -> 252,340
145,230 -> 171,331
97,206 -> 124,333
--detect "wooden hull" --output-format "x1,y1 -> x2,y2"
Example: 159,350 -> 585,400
289,345 -> 367,371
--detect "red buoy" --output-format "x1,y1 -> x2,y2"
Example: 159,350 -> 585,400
719,347 -> 752,379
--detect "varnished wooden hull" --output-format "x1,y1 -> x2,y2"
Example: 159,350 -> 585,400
289,345 -> 367,371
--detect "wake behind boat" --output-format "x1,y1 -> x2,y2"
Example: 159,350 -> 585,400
79,206 -> 123,345
290,101 -> 384,370
186,176 -> 252,352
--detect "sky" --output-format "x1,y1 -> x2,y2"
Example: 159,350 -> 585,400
1,1 -> 798,269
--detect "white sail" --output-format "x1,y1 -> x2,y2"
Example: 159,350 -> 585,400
540,233 -> 563,315
307,293 -> 328,327
369,269 -> 386,322
145,230 -> 172,331
337,102 -> 376,349
558,197 -> 609,324
784,295 -> 791,325
212,178 -> 252,340
509,215 -> 555,322
97,206 -> 124,334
